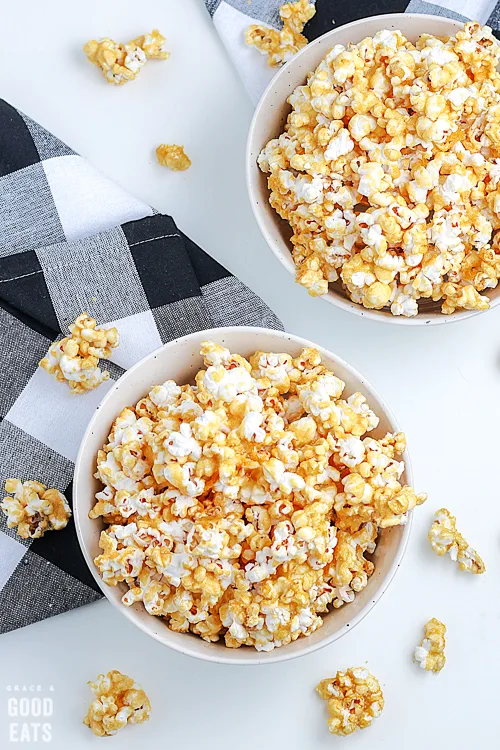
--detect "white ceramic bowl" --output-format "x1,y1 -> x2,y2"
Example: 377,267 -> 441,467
247,14 -> 500,325
74,327 -> 413,664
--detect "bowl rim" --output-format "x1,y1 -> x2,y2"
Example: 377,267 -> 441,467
74,326 -> 413,664
246,13 -> 496,327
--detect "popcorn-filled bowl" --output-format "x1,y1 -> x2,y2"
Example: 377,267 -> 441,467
247,14 -> 500,325
74,327 -> 413,664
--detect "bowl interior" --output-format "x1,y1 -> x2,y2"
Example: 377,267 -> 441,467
247,14 -> 495,325
74,327 -> 411,664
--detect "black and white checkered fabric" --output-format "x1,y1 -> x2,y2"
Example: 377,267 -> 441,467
205,0 -> 500,102
0,99 -> 282,634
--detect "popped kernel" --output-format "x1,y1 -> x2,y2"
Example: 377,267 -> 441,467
428,508 -> 485,573
84,30 -> 168,85
156,144 -> 191,171
83,670 -> 151,737
39,313 -> 119,394
133,29 -> 169,60
1,479 -> 71,539
91,343 -> 425,651
316,667 -> 384,736
245,0 -> 316,68
414,617 -> 446,672
83,38 -> 145,85
258,23 -> 500,316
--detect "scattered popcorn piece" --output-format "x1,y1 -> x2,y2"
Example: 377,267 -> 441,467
84,30 -> 168,84
428,508 -> 485,573
156,144 -> 192,171
258,22 -> 500,316
39,313 -> 119,394
1,479 -> 71,540
316,667 -> 384,736
91,342 -> 425,651
245,0 -> 316,67
133,29 -> 169,60
83,38 -> 146,84
414,618 -> 446,673
83,670 -> 151,737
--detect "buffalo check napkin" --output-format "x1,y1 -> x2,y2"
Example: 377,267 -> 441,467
205,0 -> 500,103
0,99 -> 282,633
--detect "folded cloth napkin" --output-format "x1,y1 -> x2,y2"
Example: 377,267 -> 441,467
205,0 -> 499,103
0,98 -> 282,633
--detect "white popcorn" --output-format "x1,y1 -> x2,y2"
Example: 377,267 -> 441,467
163,554 -> 193,587
440,174 -> 471,204
149,380 -> 182,407
325,129 -> 355,161
448,87 -> 471,108
164,423 -> 201,460
124,44 -> 146,73
203,365 -> 254,402
338,436 -> 365,467
241,412 -> 266,442
391,288 -> 419,317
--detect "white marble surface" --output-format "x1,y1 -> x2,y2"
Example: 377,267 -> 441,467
1,0 -> 499,746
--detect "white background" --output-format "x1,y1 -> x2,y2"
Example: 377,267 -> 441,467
1,0 -> 499,746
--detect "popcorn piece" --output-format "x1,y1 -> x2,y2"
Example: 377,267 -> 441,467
91,343 -> 425,651
316,667 -> 384,736
440,282 -> 490,315
83,670 -> 151,737
39,313 -> 119,394
83,38 -> 146,84
414,618 -> 446,673
84,30 -> 168,84
245,0 -> 316,67
428,508 -> 485,573
133,29 -> 169,60
258,23 -> 500,316
156,144 -> 192,171
1,479 -> 71,539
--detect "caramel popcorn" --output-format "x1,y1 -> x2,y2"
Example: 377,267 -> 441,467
245,0 -> 316,67
91,342 -> 425,651
133,29 -> 169,60
1,479 -> 71,540
156,144 -> 192,171
83,670 -> 151,737
429,508 -> 485,573
84,30 -> 169,84
39,313 -> 119,394
414,617 -> 446,673
258,23 -> 500,316
316,667 -> 384,736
